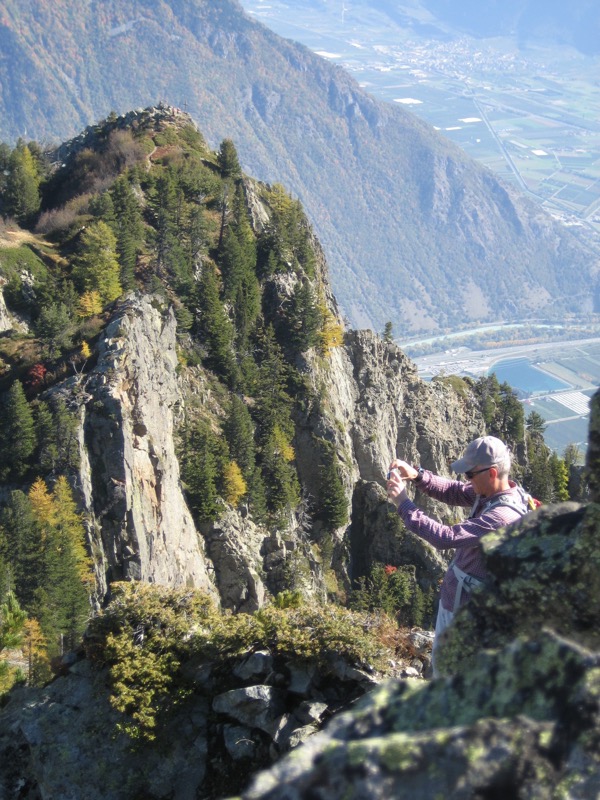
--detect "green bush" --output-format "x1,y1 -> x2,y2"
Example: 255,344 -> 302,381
86,582 -> 393,740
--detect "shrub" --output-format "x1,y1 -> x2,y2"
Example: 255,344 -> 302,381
86,583 -> 394,740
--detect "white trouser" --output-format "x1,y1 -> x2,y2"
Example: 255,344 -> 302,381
431,603 -> 454,678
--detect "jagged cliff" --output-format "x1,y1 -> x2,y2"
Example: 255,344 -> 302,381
50,281 -> 482,611
0,106 -> 486,612
75,295 -> 216,600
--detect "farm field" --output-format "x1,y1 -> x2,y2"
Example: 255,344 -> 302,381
241,0 -> 600,230
490,344 -> 600,457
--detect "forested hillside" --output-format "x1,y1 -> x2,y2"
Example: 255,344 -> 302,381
0,107 -> 579,696
1,0 -> 599,332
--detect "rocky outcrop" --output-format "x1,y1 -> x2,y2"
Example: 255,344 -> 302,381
0,281 -> 12,332
0,624 -> 410,800
57,193 -> 483,611
76,293 -> 216,602
67,282 -> 483,607
293,326 -> 485,588
203,510 -> 326,613
236,392 -> 600,800
297,329 -> 484,505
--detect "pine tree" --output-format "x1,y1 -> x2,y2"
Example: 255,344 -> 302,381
33,397 -> 79,476
260,431 -> 300,514
0,590 -> 27,651
0,380 -> 36,480
217,139 -> 242,180
549,451 -> 570,501
217,184 -> 260,346
4,141 -> 41,224
288,279 -> 321,352
254,325 -> 294,439
0,491 -> 42,609
219,224 -> 244,301
33,400 -> 56,474
50,398 -> 80,475
72,221 -> 122,304
109,176 -> 144,291
149,170 -> 189,290
35,302 -> 73,358
525,437 -> 554,503
224,396 -> 257,479
29,478 -> 91,653
319,444 -> 348,530
195,262 -> 239,386
526,410 -> 547,437
89,191 -> 116,224
383,322 -> 394,343
179,420 -> 222,523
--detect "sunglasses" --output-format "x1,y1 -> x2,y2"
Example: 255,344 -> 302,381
464,466 -> 492,479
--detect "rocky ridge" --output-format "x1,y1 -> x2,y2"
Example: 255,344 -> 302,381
0,157 -> 485,611
61,286 -> 481,610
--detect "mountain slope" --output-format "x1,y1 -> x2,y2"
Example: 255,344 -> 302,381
1,0 -> 599,331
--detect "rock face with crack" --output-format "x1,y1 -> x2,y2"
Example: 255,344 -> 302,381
236,391 -> 600,799
76,294 -> 217,601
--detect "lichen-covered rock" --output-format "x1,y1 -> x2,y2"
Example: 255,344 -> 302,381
239,631 -> 600,800
438,501 -> 600,675
0,660 -> 210,800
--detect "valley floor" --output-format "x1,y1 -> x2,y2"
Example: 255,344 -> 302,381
412,335 -> 600,456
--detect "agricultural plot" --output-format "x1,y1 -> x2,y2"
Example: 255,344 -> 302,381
488,342 -> 600,456
541,417 -> 590,454
525,396 -> 580,421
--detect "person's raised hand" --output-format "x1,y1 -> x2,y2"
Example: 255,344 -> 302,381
386,469 -> 408,508
388,459 -> 418,481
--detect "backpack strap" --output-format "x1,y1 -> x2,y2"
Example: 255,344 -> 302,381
452,563 -> 485,612
480,486 -> 536,517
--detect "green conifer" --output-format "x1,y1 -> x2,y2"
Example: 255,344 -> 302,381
217,139 -> 242,180
289,279 -> 320,352
110,176 -> 144,291
72,220 -> 122,304
0,491 -> 42,608
195,262 -> 239,386
179,421 -> 221,523
319,444 -> 348,530
0,381 -> 36,480
4,141 -> 41,224
35,302 -> 73,358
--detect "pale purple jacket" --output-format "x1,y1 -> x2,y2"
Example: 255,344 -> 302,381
397,470 -> 524,612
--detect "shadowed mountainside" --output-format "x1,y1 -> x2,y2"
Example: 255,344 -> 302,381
1,0 -> 600,331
